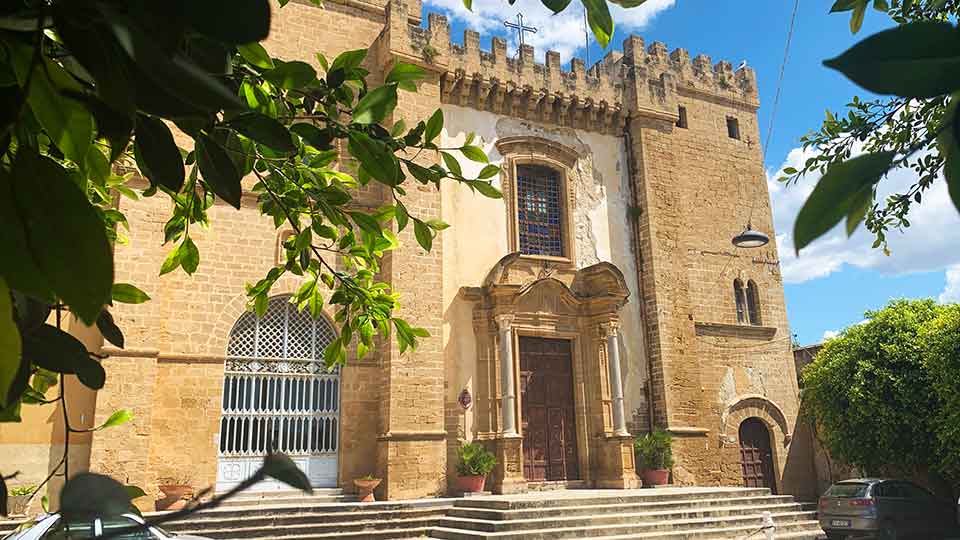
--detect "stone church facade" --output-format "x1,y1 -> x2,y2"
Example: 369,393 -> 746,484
0,0 -> 815,506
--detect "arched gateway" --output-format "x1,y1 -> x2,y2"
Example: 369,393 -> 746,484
216,296 -> 341,492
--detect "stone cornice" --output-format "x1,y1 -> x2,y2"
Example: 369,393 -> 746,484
694,321 -> 778,340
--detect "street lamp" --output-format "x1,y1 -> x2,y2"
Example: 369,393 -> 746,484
732,221 -> 769,248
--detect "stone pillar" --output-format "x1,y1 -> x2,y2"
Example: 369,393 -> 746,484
496,314 -> 517,436
603,322 -> 629,437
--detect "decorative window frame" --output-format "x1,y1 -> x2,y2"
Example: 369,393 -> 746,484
495,136 -> 580,266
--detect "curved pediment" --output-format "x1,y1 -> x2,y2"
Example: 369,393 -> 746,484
571,261 -> 631,301
515,277 -> 581,316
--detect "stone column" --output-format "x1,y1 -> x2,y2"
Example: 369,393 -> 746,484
496,314 -> 517,436
603,322 -> 629,437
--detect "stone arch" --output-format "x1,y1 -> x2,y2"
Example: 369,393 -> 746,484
721,394 -> 791,494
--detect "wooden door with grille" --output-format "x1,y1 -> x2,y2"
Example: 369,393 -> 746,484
738,418 -> 776,493
519,337 -> 579,482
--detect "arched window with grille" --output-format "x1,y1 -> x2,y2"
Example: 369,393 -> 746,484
216,296 -> 340,492
516,164 -> 565,257
734,279 -> 747,324
746,280 -> 761,325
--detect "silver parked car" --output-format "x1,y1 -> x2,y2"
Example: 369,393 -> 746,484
819,478 -> 956,539
1,513 -> 209,540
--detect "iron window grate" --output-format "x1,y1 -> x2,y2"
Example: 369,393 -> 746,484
517,164 -> 564,257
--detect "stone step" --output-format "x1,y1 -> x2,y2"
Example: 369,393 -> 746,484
153,498 -> 453,524
165,506 -> 449,533
174,515 -> 441,539
556,521 -> 824,540
454,488 -> 773,511
448,495 -> 798,521
427,511 -> 818,539
216,488 -> 356,507
439,503 -> 806,532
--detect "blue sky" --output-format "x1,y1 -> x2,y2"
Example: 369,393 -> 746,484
420,0 -> 960,345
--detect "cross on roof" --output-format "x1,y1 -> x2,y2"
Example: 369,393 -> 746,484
504,13 -> 537,56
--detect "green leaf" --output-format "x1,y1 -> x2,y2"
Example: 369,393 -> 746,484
112,283 -> 151,304
850,1 -> 867,33
60,473 -> 131,518
873,0 -> 889,11
581,0 -> 614,48
424,109 -> 443,143
794,151 -> 895,253
238,42 -> 275,69
845,186 -> 873,237
386,63 -> 426,91
830,0 -> 861,12
160,243 -> 183,275
22,324 -> 102,389
823,22 -> 960,98
307,289 -> 324,319
291,123 -> 334,150
460,145 -> 488,163
353,84 -> 398,125
414,220 -> 433,252
10,44 -> 94,164
187,0 -> 271,44
228,112 -> 296,153
441,152 -> 462,177
135,114 -> 185,192
197,134 -> 243,209
469,180 -> 503,199
0,278 -> 21,407
263,61 -> 317,90
97,409 -> 134,430
937,95 -> 960,215
96,309 -> 124,349
396,204 -> 409,232
263,453 -> 313,493
124,486 -> 147,501
463,0 -> 473,10
12,152 -> 112,324
541,0 -> 573,13
478,164 -> 500,179
180,237 -> 200,275
348,132 -> 399,185
330,49 -> 368,72
349,212 -> 382,234
0,173 -> 51,300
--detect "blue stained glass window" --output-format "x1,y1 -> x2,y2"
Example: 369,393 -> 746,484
517,164 -> 564,257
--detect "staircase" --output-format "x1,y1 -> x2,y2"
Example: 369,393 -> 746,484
427,487 -> 824,540
158,491 -> 453,539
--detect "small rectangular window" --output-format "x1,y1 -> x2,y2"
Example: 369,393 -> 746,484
727,117 -> 740,140
516,164 -> 565,257
676,106 -> 688,129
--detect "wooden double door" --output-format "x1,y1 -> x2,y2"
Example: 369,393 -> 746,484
519,337 -> 580,482
739,418 -> 777,493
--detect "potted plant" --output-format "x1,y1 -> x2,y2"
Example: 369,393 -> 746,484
634,429 -> 674,486
7,485 -> 35,516
455,442 -> 497,494
353,474 -> 381,503
156,477 -> 195,511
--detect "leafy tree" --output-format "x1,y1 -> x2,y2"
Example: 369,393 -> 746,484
801,299 -> 945,476
921,303 -> 960,482
0,0 -> 503,517
783,0 -> 960,253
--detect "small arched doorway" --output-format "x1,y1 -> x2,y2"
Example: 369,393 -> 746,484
738,417 -> 776,493
215,296 -> 341,492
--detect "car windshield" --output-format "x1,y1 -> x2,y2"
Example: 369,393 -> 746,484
825,482 -> 870,498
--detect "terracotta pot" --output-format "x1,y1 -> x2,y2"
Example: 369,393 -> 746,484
7,494 -> 30,516
354,478 -> 382,502
456,475 -> 486,494
642,469 -> 670,486
155,485 -> 194,511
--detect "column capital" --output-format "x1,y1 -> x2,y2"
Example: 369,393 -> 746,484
600,320 -> 620,337
495,313 -> 515,331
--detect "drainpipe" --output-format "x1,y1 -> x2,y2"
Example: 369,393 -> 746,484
622,115 -> 656,434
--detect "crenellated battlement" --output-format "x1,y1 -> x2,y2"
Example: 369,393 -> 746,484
383,0 -> 758,134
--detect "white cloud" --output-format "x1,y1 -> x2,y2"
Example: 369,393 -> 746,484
940,264 -> 960,304
423,0 -> 676,63
822,329 -> 839,340
769,146 -> 960,284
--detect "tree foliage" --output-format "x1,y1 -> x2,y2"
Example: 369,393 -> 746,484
783,0 -> 960,254
801,299 -> 960,481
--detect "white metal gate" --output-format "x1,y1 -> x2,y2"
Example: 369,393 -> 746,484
216,296 -> 340,492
